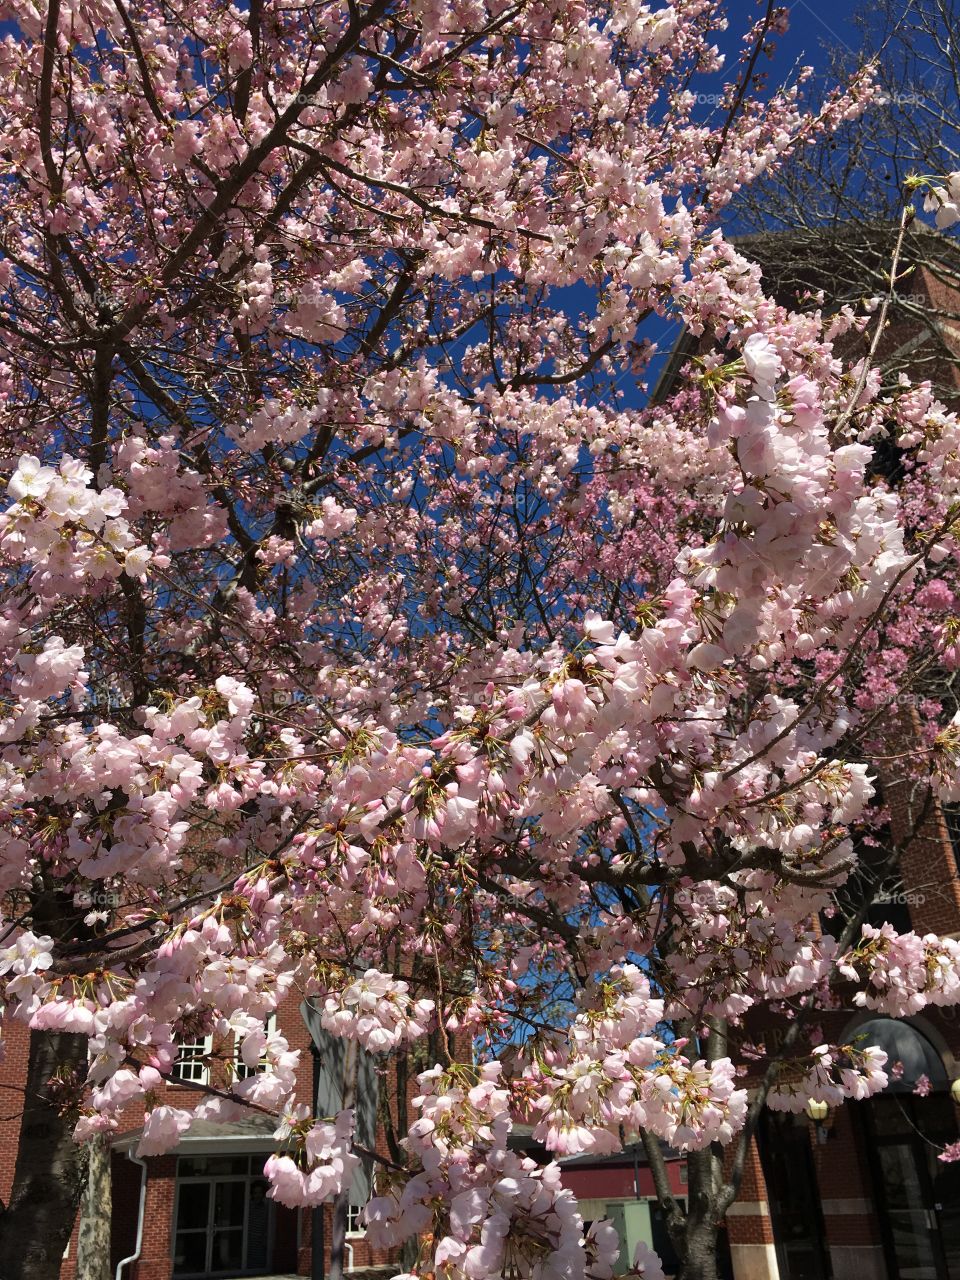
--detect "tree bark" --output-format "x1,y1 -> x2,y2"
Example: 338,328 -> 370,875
75,1132 -> 112,1280
672,1146 -> 724,1280
676,1216 -> 721,1280
0,1028 -> 89,1280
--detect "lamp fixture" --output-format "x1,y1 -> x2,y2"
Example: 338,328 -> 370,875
805,1097 -> 830,1143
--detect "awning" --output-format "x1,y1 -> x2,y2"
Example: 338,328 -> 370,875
113,1114 -> 280,1155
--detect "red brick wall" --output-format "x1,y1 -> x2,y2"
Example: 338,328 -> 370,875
561,1159 -> 687,1201
0,1015 -> 33,1205
881,710 -> 960,938
723,1138 -> 776,1249
810,1104 -> 885,1251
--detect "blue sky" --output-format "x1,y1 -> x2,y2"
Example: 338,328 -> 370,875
702,0 -> 867,99
776,0 -> 863,66
627,0 -> 877,401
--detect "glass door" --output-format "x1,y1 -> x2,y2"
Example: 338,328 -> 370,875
245,1180 -> 271,1272
758,1110 -> 831,1280
209,1180 -> 247,1274
931,1155 -> 960,1278
174,1155 -> 273,1277
173,1180 -> 212,1275
863,1095 -> 958,1280
874,1141 -> 942,1280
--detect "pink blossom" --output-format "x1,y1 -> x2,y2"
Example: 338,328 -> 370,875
137,1107 -> 193,1157
634,1241 -> 666,1280
741,334 -> 783,393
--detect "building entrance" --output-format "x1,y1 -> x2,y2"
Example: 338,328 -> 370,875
172,1153 -> 274,1277
758,1110 -> 832,1280
862,1093 -> 960,1280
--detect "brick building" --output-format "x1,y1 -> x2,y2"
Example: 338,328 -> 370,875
0,993 -> 412,1280
719,771 -> 960,1280
540,227 -> 960,1280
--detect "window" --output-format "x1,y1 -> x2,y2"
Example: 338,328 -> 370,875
234,1015 -> 275,1081
346,1203 -> 366,1237
172,1036 -> 212,1084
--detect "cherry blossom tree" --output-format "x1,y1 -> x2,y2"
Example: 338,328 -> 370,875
733,0 -> 960,407
1,0 -> 960,1277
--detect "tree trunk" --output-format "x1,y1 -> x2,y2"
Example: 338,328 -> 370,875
676,1216 -> 721,1280
75,1133 -> 112,1280
0,1028 -> 89,1280
671,1144 -> 724,1280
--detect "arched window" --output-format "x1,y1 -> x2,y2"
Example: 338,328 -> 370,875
851,1017 -> 948,1093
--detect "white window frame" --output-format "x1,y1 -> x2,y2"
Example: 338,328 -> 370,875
172,1035 -> 213,1085
346,1171 -> 375,1239
346,1202 -> 366,1238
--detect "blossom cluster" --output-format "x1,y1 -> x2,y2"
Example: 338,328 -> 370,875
841,924 -> 960,1016
0,455 -> 151,595
767,1044 -> 889,1113
319,969 -> 435,1053
365,1063 -> 621,1280
265,1110 -> 359,1208
920,172 -> 960,229
525,967 -> 748,1155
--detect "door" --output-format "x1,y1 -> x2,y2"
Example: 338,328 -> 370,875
758,1111 -> 831,1280
932,1153 -> 960,1278
874,1140 -> 943,1280
208,1179 -> 247,1274
173,1155 -> 274,1277
863,1094 -> 960,1280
